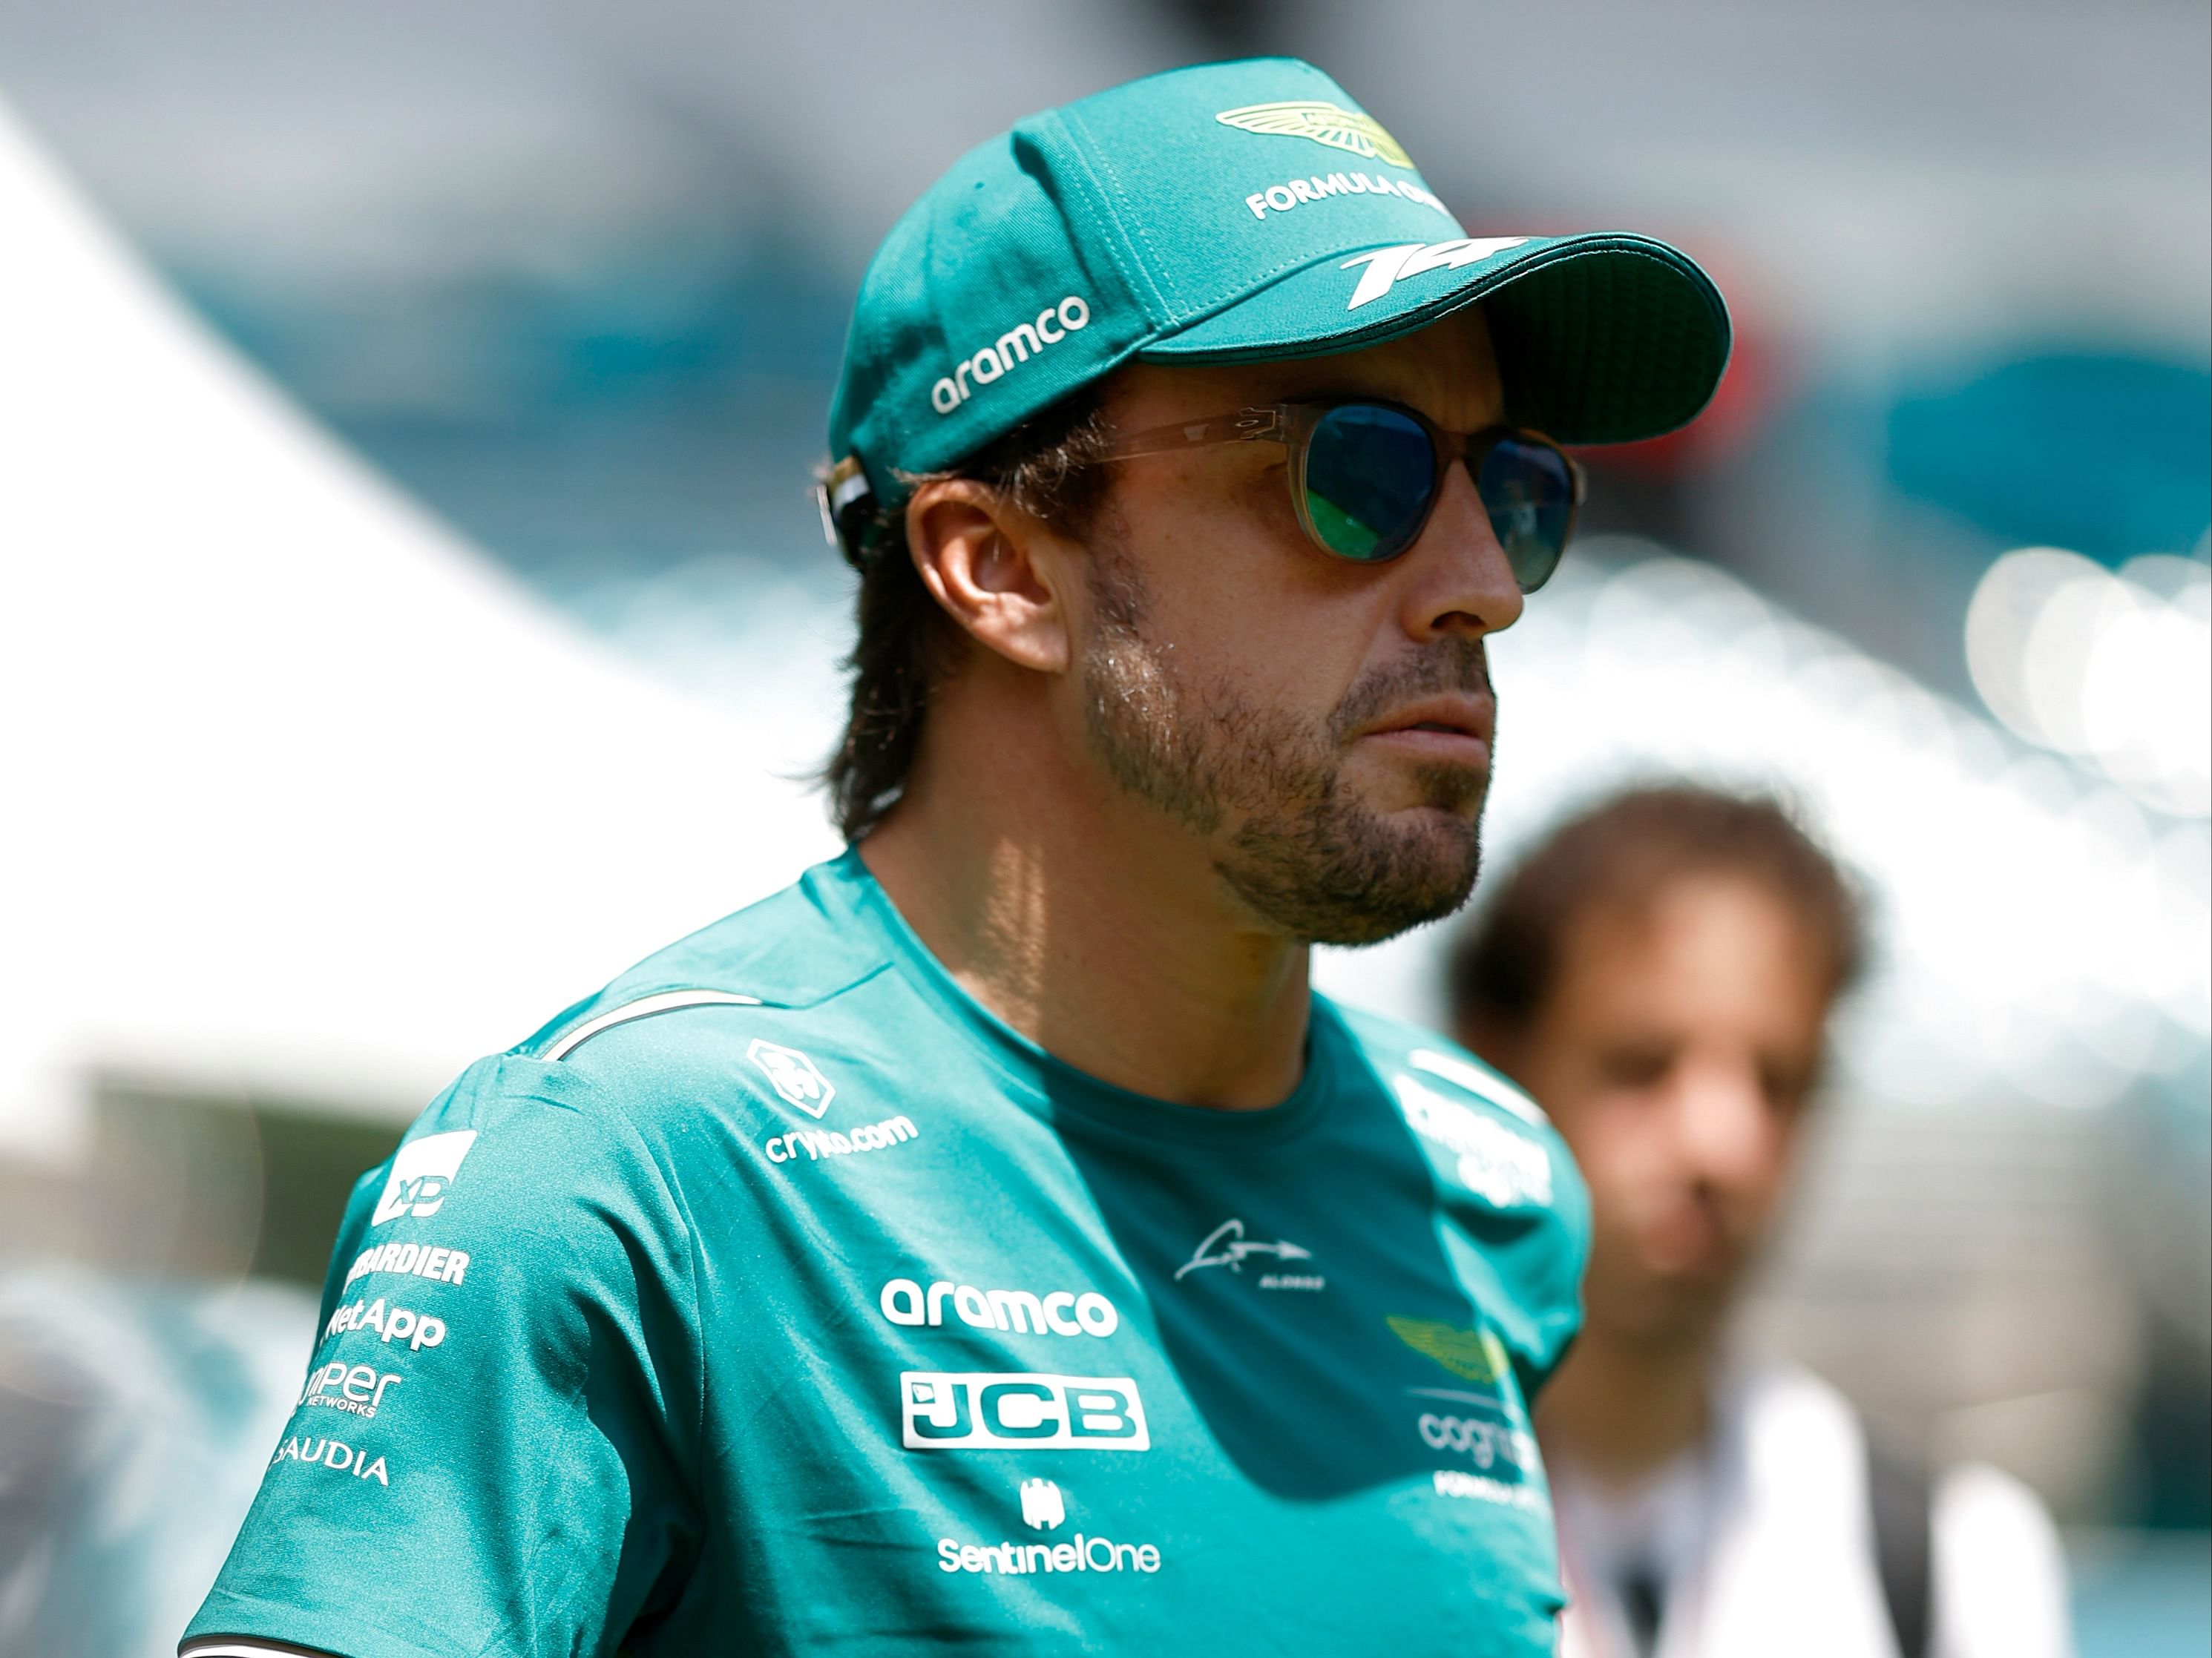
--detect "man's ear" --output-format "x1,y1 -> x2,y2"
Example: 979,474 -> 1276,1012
905,478 -> 1074,675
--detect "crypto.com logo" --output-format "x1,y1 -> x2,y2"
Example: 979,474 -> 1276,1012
746,1039 -> 835,1119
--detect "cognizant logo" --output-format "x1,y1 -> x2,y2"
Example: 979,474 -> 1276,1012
879,1277 -> 1118,1338
931,296 -> 1090,415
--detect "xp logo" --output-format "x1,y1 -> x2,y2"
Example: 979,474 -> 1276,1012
746,1039 -> 835,1118
370,1130 -> 478,1227
1020,1478 -> 1066,1531
901,1371 -> 1149,1451
1340,239 -> 1530,311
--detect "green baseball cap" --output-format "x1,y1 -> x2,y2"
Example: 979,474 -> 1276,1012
824,56 -> 1729,558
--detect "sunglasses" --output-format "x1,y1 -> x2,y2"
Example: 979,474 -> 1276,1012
1089,400 -> 1585,591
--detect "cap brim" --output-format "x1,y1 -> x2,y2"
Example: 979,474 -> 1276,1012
1139,232 -> 1730,446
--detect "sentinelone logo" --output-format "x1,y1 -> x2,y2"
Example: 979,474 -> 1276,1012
902,1371 -> 1149,1450
938,1532 -> 1161,1577
939,1477 -> 1164,1578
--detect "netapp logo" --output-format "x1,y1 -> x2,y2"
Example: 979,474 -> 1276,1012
321,1297 -> 449,1352
901,1371 -> 1149,1450
879,1277 -> 1118,1338
931,297 -> 1090,415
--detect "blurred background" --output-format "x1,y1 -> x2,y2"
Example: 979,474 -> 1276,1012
0,2 -> 2204,1652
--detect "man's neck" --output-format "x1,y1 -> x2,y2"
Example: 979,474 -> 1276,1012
857,694 -> 1311,1111
1537,1320 -> 1716,1490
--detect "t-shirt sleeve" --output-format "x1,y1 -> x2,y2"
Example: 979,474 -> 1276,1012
1382,1042 -> 1592,1403
183,1057 -> 705,1658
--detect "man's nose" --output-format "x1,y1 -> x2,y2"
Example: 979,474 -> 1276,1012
1670,1060 -> 1780,1188
1396,458 -> 1526,643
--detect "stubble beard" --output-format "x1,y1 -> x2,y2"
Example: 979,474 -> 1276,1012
1080,550 -> 1492,947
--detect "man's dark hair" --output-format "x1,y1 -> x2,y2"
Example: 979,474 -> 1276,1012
823,386 -> 1114,841
1449,783 -> 1868,1035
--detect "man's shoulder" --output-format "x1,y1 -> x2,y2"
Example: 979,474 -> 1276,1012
514,854 -> 895,1067
387,855 -> 907,1163
1323,998 -> 1582,1228
1324,999 -> 1555,1134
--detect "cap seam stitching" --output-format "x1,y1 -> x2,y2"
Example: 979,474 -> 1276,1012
1045,108 -> 1176,324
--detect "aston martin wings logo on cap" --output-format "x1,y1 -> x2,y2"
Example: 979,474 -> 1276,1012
1215,100 -> 1415,169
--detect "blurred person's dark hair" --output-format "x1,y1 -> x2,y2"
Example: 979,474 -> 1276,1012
822,386 -> 1113,842
1450,782 -> 1868,1037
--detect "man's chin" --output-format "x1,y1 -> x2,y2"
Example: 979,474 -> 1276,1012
1346,751 -> 1490,820
1224,810 -> 1482,947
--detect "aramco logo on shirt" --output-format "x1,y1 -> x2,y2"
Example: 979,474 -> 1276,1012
901,1371 -> 1149,1451
879,1277 -> 1119,1338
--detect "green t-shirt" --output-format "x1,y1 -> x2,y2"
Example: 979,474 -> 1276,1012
186,851 -> 1588,1657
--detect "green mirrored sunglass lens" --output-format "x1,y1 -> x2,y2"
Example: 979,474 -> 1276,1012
1479,439 -> 1575,591
1302,407 -> 1435,562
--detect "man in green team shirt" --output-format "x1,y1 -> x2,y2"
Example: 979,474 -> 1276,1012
186,56 -> 1728,1658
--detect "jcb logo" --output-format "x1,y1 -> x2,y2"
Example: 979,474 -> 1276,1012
900,1371 -> 1149,1451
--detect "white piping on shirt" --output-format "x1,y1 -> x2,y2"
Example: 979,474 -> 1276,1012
541,988 -> 764,1061
181,1642 -> 340,1658
1408,1047 -> 1549,1125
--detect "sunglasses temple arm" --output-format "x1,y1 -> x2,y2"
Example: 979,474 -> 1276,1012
1089,409 -> 1287,464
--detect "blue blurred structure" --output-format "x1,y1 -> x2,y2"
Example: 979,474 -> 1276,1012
1888,352 -> 2212,565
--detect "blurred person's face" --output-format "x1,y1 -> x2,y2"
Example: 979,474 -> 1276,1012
1466,875 -> 1834,1345
1070,308 -> 1525,944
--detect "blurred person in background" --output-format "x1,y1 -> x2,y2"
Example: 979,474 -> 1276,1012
1449,784 -> 2072,1658
181,59 -> 1731,1658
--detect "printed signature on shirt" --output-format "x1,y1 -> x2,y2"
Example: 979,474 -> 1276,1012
1173,1218 -> 1315,1281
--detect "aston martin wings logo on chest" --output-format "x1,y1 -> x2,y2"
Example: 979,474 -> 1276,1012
1215,101 -> 1415,169
1385,1315 -> 1512,1384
